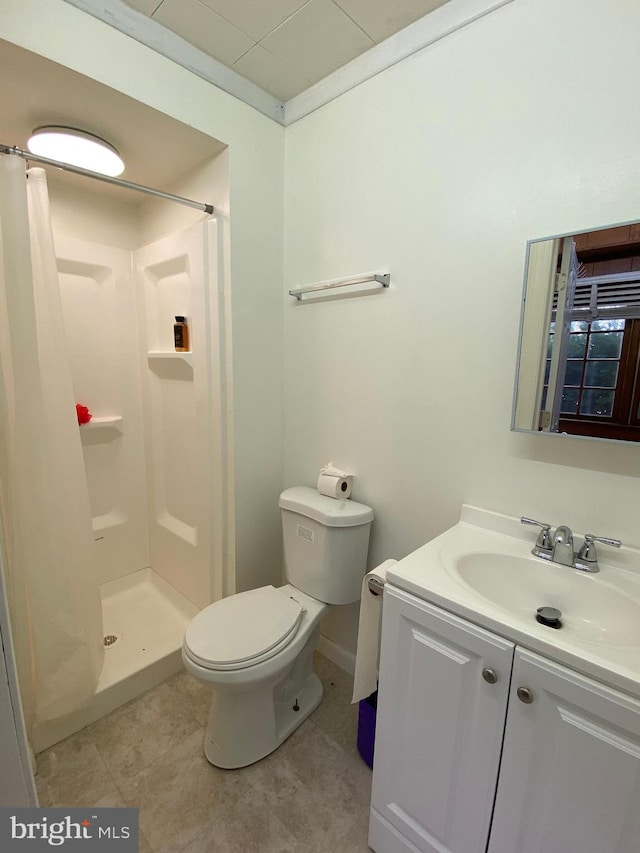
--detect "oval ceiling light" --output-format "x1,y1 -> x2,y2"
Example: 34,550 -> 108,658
27,126 -> 125,177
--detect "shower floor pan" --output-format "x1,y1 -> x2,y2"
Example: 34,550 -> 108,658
31,568 -> 198,753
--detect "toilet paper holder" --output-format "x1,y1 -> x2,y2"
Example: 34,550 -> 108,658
367,576 -> 385,596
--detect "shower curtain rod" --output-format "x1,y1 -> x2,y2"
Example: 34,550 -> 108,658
0,143 -> 214,215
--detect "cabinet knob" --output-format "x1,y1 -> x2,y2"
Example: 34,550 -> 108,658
482,668 -> 498,684
517,686 -> 534,704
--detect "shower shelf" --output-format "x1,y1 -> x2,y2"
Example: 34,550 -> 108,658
82,416 -> 123,430
147,351 -> 193,367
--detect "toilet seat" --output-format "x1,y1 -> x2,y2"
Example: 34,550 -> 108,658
184,585 -> 305,672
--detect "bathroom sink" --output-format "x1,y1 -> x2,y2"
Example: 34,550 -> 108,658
455,552 -> 640,648
385,506 -> 640,697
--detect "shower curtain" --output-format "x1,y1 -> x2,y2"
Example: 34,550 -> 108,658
0,155 -> 103,733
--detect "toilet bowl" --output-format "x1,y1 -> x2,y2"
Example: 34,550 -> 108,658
183,487 -> 373,769
183,584 -> 327,768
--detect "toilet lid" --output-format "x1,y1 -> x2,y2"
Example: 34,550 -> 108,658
184,585 -> 304,671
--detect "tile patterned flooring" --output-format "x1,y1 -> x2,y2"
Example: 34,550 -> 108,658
35,654 -> 373,852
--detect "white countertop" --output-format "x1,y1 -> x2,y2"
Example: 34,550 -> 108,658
387,505 -> 640,698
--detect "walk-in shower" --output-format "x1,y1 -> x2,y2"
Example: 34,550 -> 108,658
0,142 -> 231,753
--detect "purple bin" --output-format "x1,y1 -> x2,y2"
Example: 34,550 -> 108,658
357,690 -> 378,768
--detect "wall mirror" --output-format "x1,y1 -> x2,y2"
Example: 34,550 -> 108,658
512,221 -> 640,444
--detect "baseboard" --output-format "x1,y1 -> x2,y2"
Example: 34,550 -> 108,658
316,634 -> 356,675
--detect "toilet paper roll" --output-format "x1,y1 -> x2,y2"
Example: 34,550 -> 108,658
317,472 -> 353,499
352,559 -> 398,704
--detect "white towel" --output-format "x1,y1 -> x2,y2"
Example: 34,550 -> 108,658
352,559 -> 397,703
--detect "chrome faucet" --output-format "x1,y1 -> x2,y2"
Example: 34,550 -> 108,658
551,525 -> 574,566
521,517 -> 621,573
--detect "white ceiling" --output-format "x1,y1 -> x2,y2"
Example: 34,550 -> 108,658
124,0 -> 452,101
62,0 -> 510,123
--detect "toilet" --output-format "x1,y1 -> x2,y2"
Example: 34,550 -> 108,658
182,486 -> 374,769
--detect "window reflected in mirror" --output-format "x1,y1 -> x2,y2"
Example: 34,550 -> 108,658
513,222 -> 640,443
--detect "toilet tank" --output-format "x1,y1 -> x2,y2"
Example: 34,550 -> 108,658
279,487 -> 374,605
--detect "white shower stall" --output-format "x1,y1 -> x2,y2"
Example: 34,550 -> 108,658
31,199 -> 231,752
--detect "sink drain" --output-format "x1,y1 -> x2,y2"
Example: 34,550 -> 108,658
536,607 -> 562,629
103,633 -> 121,648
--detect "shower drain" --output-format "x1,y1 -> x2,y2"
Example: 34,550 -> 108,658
103,633 -> 121,648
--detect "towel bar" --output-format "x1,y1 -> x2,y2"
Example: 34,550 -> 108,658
289,273 -> 390,301
368,576 -> 386,596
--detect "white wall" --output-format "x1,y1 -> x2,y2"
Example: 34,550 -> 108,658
0,566 -> 36,806
48,180 -> 141,250
0,0 -> 286,594
138,153 -> 229,245
284,0 -> 640,652
0,637 -> 31,805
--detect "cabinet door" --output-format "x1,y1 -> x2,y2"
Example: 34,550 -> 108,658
370,587 -> 514,853
489,648 -> 640,853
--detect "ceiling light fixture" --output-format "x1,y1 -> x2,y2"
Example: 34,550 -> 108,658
27,126 -> 125,177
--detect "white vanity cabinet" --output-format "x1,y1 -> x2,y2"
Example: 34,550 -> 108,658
370,585 -> 640,853
369,585 -> 515,853
488,647 -> 640,853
